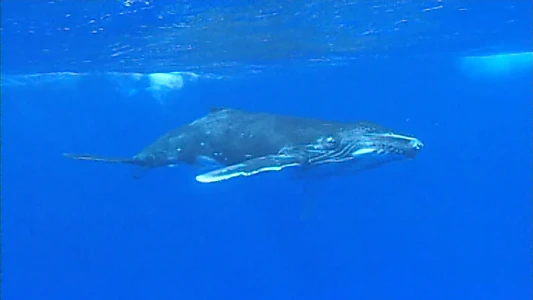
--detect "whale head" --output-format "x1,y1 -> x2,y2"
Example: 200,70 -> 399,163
305,123 -> 423,174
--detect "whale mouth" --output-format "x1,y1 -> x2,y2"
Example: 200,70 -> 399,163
404,137 -> 423,158
410,138 -> 424,150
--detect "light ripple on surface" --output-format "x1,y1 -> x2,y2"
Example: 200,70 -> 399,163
2,0 -> 529,76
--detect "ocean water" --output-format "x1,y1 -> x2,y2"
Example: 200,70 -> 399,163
2,1 -> 532,299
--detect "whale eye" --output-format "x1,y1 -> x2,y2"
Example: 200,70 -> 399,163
323,136 -> 338,149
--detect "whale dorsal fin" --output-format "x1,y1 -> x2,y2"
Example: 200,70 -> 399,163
209,106 -> 230,114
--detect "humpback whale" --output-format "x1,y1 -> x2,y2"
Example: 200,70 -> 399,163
64,107 -> 424,183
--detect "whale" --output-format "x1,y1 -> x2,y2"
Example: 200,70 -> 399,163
64,107 -> 424,183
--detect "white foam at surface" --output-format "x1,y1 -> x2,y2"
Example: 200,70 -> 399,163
146,72 -> 185,100
1,71 -> 203,101
352,148 -> 377,156
148,73 -> 184,89
458,52 -> 532,78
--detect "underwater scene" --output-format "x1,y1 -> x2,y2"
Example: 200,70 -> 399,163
2,1 -> 532,299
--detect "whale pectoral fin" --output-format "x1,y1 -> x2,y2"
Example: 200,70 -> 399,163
63,153 -> 139,165
195,155 -> 303,183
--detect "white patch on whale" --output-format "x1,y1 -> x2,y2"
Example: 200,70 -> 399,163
352,148 -> 377,156
366,133 -> 424,150
195,155 -> 224,172
195,162 -> 300,183
195,154 -> 302,183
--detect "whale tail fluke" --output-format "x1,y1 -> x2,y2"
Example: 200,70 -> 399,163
63,153 -> 141,166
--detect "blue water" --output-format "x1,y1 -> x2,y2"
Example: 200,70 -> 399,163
2,1 -> 532,299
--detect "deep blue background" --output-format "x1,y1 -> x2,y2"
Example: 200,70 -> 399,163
2,1 -> 532,299
3,58 -> 532,299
